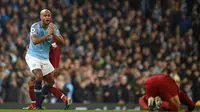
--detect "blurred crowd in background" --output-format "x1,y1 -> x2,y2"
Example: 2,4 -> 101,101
0,0 -> 200,105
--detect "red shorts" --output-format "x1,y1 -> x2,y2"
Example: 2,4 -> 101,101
49,45 -> 60,68
144,75 -> 179,101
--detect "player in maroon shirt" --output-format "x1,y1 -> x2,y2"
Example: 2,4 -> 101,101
23,37 -> 71,109
139,74 -> 195,112
49,38 -> 61,77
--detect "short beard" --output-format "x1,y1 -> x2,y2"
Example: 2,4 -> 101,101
41,21 -> 50,28
44,22 -> 50,26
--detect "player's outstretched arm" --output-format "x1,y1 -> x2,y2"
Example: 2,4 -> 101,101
179,90 -> 195,111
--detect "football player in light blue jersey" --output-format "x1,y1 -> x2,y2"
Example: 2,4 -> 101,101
27,22 -> 55,59
25,9 -> 71,109
27,20 -> 63,59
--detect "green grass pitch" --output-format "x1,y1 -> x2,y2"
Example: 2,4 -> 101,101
0,110 -> 147,112
0,110 -> 199,112
0,110 -> 146,112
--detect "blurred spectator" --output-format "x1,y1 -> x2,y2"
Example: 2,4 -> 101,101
2,71 -> 24,102
93,78 -> 104,102
64,75 -> 74,99
18,82 -> 30,104
104,79 -> 121,103
51,74 -> 70,103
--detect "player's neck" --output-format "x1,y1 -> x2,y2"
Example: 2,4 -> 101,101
40,21 -> 48,29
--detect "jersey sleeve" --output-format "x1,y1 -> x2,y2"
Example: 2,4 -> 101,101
30,24 -> 38,36
54,25 -> 61,36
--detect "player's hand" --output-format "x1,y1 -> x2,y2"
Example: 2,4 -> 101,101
48,23 -> 54,35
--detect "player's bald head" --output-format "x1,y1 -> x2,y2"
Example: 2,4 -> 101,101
40,9 -> 52,26
40,9 -> 51,16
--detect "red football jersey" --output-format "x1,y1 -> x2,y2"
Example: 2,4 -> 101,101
49,38 -> 60,68
144,74 -> 179,101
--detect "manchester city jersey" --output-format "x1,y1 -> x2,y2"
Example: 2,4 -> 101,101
27,21 -> 61,59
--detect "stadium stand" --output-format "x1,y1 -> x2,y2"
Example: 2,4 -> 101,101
0,0 -> 199,106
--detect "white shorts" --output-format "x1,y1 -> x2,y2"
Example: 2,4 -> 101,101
25,54 -> 54,76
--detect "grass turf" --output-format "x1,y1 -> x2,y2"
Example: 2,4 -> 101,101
0,110 -> 199,112
0,110 -> 146,112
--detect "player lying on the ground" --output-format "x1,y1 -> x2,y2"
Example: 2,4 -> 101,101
139,74 -> 195,112
139,90 -> 195,111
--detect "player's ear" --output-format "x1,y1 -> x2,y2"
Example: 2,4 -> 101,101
40,15 -> 42,20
